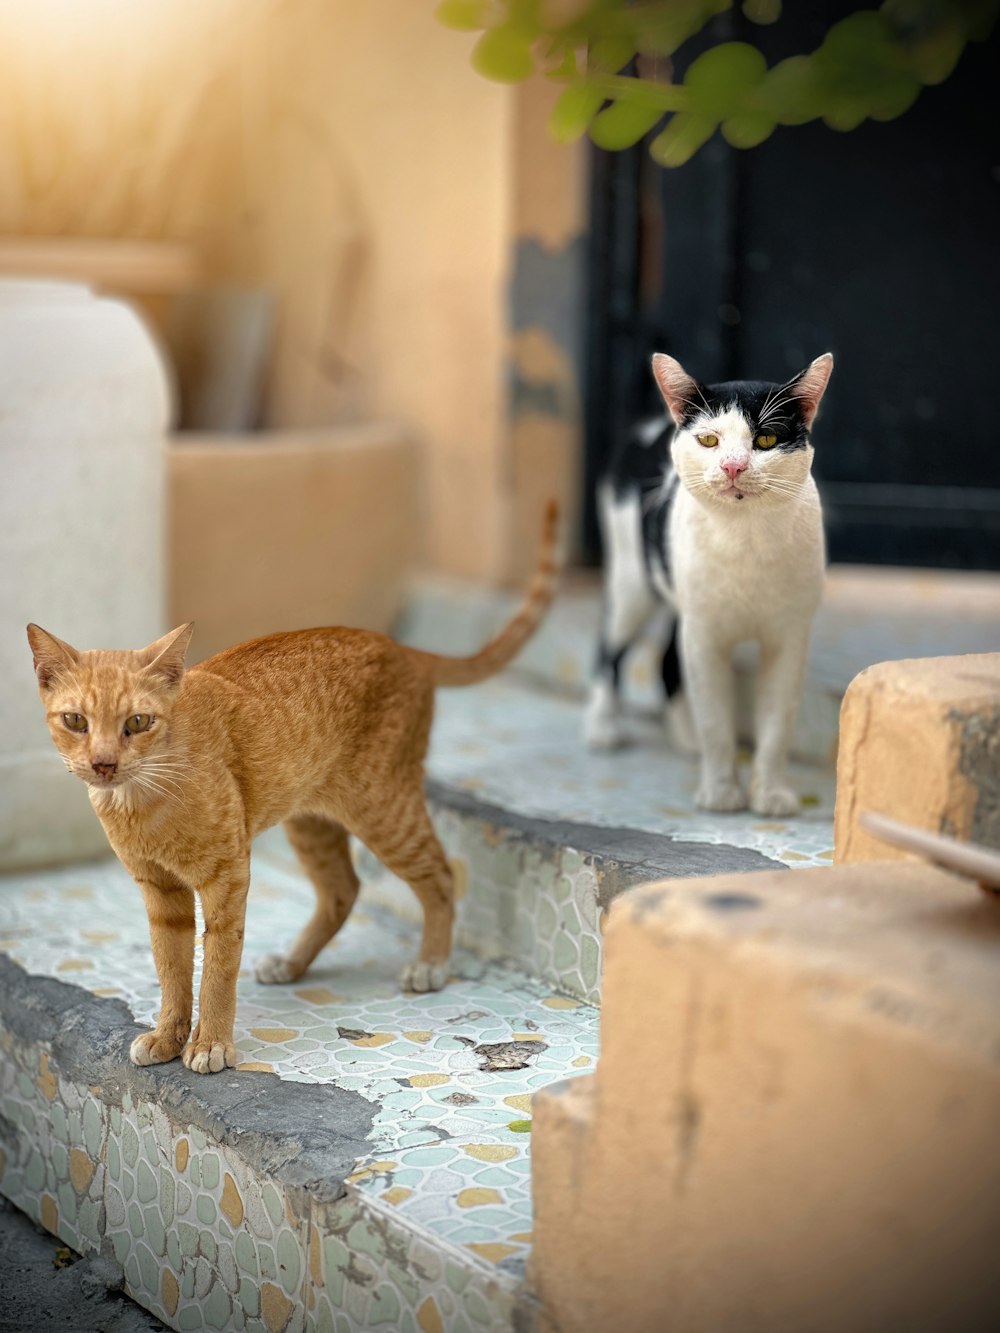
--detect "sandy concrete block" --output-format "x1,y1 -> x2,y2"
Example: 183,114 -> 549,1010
168,425 -> 419,662
834,653 -> 1000,863
530,863 -> 1000,1333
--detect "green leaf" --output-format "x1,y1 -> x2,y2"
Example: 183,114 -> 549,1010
684,42 -> 768,120
589,34 -> 635,74
867,75 -> 921,121
549,81 -> 608,142
903,26 -> 967,85
650,112 -> 717,166
757,55 -> 826,125
507,1119 -> 532,1133
542,43 -> 579,81
633,1 -> 728,58
721,109 -> 776,148
822,98 -> 869,132
435,0 -> 495,32
472,27 -> 536,83
818,10 -> 895,64
742,0 -> 781,24
590,98 -> 665,149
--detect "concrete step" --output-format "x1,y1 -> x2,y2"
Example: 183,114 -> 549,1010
398,565 -> 1000,767
351,673 -> 838,1007
0,851 -> 597,1333
0,669 -> 836,1333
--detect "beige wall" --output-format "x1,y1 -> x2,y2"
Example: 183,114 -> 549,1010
0,0 -> 527,579
503,76 -> 587,582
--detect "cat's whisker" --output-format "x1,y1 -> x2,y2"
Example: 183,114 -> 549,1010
757,390 -> 797,423
138,762 -> 185,787
131,772 -> 180,804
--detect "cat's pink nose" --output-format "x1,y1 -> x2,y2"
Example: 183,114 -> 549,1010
92,761 -> 117,779
721,458 -> 747,480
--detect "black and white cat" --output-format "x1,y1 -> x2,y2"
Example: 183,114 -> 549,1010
584,351 -> 834,817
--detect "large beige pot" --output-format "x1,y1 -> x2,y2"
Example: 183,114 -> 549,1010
0,279 -> 170,869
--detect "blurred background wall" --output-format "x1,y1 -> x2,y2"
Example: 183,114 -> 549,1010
0,0 -> 584,591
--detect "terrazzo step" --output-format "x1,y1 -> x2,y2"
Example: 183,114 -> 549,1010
0,851 -> 601,1333
398,566 -> 1000,767
319,672 -> 839,1008
0,639 -> 849,1331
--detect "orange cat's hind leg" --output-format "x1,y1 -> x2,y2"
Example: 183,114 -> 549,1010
360,796 -> 454,993
255,814 -> 360,985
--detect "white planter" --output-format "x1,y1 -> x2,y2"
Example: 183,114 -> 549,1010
0,280 -> 170,869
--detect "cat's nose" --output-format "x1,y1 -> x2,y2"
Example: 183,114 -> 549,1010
721,458 -> 747,480
92,760 -> 117,779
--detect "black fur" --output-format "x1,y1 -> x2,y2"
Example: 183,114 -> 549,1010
673,377 -> 811,451
596,373 -> 814,708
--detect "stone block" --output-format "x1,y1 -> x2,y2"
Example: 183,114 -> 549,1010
168,425 -> 419,662
531,862 -> 1000,1333
835,653 -> 1000,863
0,279 -> 169,869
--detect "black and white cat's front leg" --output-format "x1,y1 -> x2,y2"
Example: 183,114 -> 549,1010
584,485 -> 657,750
749,627 -> 811,817
679,617 -> 746,811
661,620 -> 699,755
584,589 -> 655,749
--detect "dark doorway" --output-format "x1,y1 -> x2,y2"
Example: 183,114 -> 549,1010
583,4 -> 1000,570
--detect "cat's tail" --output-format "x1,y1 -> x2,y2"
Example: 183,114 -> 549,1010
413,500 -> 560,688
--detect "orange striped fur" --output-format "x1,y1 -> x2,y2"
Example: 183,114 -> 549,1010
27,504 -> 559,1075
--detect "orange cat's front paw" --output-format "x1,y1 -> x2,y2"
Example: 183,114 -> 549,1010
182,1036 -> 236,1074
130,1030 -> 186,1066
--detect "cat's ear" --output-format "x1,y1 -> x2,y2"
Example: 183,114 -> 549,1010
651,354 -> 703,427
787,353 -> 834,428
139,623 -> 194,688
26,624 -> 80,691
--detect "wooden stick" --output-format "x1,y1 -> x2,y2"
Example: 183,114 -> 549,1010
859,811 -> 1000,895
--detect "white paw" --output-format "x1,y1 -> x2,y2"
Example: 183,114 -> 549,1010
750,783 -> 800,818
400,960 -> 450,993
254,953 -> 297,984
130,1034 -> 156,1066
584,710 -> 627,751
696,777 -> 747,812
182,1040 -> 236,1074
129,1030 -> 184,1066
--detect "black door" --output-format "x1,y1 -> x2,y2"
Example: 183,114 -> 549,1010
583,3 -> 1000,569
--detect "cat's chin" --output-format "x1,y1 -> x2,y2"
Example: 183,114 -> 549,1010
711,484 -> 752,503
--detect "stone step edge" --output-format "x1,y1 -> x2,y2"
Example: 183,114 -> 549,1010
0,954 -> 521,1332
338,779 -> 787,1009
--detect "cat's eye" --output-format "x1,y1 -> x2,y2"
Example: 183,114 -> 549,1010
697,433 -> 719,448
123,714 -> 153,736
755,432 -> 778,449
62,713 -> 87,733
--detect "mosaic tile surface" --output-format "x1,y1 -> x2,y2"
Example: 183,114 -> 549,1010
425,676 -> 838,869
0,1019 -> 525,1331
0,658 -> 838,1329
0,846 -> 598,1329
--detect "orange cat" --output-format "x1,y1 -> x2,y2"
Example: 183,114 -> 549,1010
27,503 -> 558,1075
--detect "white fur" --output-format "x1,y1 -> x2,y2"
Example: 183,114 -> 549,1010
668,404 -> 825,813
589,355 -> 831,815
584,482 -> 657,750
254,952 -> 298,984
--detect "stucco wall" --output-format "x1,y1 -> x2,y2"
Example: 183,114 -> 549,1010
0,0 -> 520,579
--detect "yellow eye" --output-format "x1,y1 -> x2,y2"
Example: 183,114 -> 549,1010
124,714 -> 152,735
755,432 -> 778,449
697,433 -> 719,448
62,713 -> 87,733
